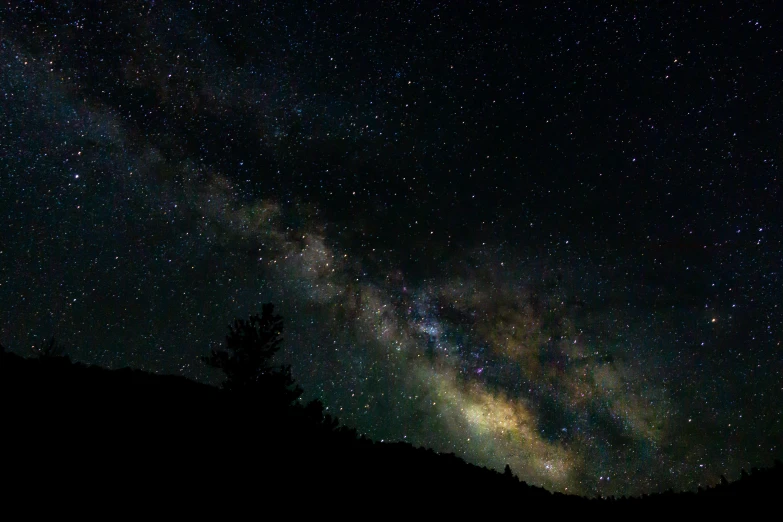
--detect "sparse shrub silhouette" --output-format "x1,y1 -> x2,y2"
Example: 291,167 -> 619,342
30,337 -> 67,360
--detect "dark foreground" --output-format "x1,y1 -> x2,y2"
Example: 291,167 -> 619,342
2,349 -> 780,514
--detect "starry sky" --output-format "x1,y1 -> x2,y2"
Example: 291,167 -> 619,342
1,1 -> 781,496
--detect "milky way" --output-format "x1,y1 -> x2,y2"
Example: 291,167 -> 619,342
1,1 -> 781,496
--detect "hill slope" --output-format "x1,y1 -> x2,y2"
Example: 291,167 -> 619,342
2,349 -> 780,513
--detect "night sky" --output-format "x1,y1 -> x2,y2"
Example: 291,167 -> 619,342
2,1 -> 781,496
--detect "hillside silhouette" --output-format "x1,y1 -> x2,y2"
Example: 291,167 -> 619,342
2,308 -> 781,514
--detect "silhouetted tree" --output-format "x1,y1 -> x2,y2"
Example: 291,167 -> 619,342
203,303 -> 302,408
31,337 -> 68,360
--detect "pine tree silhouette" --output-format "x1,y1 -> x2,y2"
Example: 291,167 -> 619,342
203,303 -> 302,408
